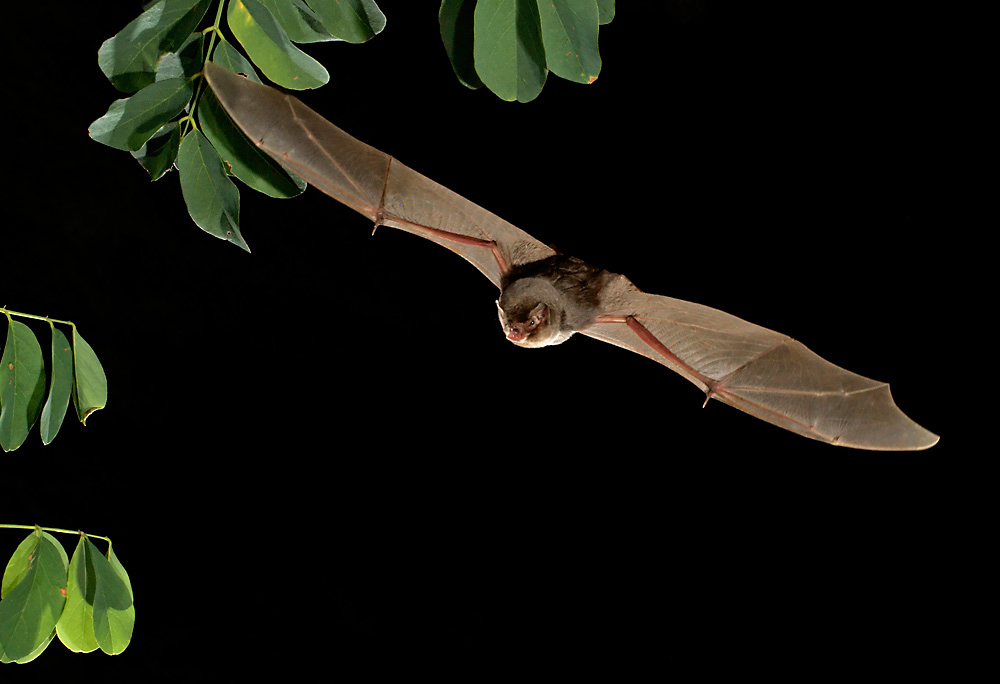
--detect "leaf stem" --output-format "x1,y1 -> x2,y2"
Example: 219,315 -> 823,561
0,523 -> 111,546
0,307 -> 77,330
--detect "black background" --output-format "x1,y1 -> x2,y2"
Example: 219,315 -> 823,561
2,1 -> 968,678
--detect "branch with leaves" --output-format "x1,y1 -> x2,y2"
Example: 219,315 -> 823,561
0,309 -> 107,452
89,0 -> 614,252
0,525 -> 134,663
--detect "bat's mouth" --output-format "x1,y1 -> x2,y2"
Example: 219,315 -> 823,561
506,329 -> 528,343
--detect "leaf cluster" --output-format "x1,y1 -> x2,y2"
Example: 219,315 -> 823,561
0,527 -> 134,663
89,0 -> 614,251
0,310 -> 107,452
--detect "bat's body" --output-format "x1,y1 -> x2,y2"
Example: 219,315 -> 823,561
204,63 -> 938,450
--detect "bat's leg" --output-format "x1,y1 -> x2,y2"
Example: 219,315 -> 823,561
593,314 -> 720,402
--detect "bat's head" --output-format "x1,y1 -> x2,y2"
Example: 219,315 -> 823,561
497,279 -> 565,348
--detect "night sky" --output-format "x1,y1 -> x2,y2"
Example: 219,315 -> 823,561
3,2 -> 961,677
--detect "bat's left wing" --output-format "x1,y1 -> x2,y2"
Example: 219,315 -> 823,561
203,62 -> 555,287
583,275 -> 938,450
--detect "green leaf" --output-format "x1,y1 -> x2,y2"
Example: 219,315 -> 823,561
98,0 -> 212,93
211,38 -> 264,83
177,129 -> 250,251
89,539 -> 134,655
0,530 -> 68,663
227,0 -> 329,90
1,535 -> 38,600
72,329 -> 109,425
439,0 -> 483,89
55,536 -> 99,653
0,318 -> 46,452
537,0 -> 602,84
89,77 -> 194,152
198,89 -> 306,198
596,0 -> 615,24
261,0 -> 338,43
132,122 -> 182,180
39,326 -> 74,445
154,32 -> 205,82
307,0 -> 386,43
474,0 -> 547,102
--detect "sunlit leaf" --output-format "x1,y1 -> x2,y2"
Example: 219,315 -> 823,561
307,0 -> 386,43
596,0 -> 615,24
198,88 -> 306,198
1,534 -> 38,600
439,0 -> 483,89
55,536 -> 99,653
474,0 -> 547,102
39,326 -> 74,445
89,77 -> 194,152
0,318 -> 46,452
155,32 -> 205,81
177,129 -> 250,251
89,539 -> 134,655
261,0 -> 338,43
98,0 -> 212,93
0,530 -> 68,663
72,329 -> 108,425
227,0 -> 329,89
537,0 -> 602,84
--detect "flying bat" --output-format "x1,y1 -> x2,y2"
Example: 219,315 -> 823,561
203,62 -> 937,450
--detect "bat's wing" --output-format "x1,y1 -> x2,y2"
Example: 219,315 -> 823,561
584,275 -> 938,450
203,63 -> 555,287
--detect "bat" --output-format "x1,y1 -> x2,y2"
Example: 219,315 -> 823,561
203,62 -> 938,450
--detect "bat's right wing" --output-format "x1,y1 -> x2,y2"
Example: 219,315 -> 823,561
203,62 -> 555,287
584,275 -> 938,450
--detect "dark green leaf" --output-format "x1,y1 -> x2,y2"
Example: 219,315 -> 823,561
0,530 -> 68,663
596,0 -> 615,24
72,329 -> 108,425
155,32 -> 205,81
307,0 -> 386,43
88,539 -> 134,655
537,0 -> 602,84
439,0 -> 483,89
0,318 -> 46,452
210,38 -> 263,83
89,77 -> 194,152
55,536 -> 99,653
198,89 -> 306,198
39,326 -> 74,445
132,122 -> 182,180
262,0 -> 338,43
227,0 -> 329,89
474,0 -> 547,102
177,129 -> 250,251
98,0 -> 212,93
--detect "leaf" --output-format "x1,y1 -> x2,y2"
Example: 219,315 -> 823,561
89,77 -> 194,152
55,536 -> 99,653
439,0 -> 483,89
537,0 -> 602,84
474,0 -> 547,102
0,530 -> 68,663
132,122 -> 182,181
88,539 -> 134,655
0,318 -> 46,452
198,88 -> 307,198
98,0 -> 212,93
307,0 -> 386,43
1,534 -> 38,600
211,38 -> 263,83
154,31 -> 205,82
227,0 -> 329,90
39,326 -> 74,445
596,0 -> 615,24
72,329 -> 108,425
261,0 -> 338,44
177,129 -> 250,251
